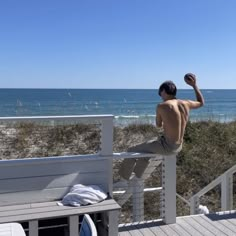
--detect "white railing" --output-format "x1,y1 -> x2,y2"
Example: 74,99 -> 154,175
113,152 -> 177,224
190,164 -> 236,214
0,114 -> 114,156
0,115 -> 177,225
0,115 -> 114,195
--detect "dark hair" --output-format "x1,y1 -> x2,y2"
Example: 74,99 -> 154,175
158,80 -> 177,96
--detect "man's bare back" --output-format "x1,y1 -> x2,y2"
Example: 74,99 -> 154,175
157,99 -> 189,144
156,73 -> 204,145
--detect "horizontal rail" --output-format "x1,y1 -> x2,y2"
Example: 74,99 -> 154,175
113,152 -> 163,160
0,114 -> 114,122
190,162 -> 236,214
0,154 -> 108,166
118,219 -> 163,228
113,187 -> 162,195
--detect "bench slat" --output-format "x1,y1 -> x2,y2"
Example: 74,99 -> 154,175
0,199 -> 120,223
0,173 -> 107,194
0,159 -> 107,179
0,173 -> 79,193
0,183 -> 108,207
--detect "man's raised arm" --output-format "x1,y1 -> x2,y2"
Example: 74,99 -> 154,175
184,73 -> 205,109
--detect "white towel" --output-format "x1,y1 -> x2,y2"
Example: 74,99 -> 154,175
60,184 -> 107,207
198,205 -> 209,214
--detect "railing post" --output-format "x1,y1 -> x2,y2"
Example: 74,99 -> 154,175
100,117 -> 114,196
100,117 -> 113,156
100,117 -> 118,236
29,220 -> 38,236
190,195 -> 200,215
132,177 -> 144,222
161,154 -> 176,224
221,173 -> 233,211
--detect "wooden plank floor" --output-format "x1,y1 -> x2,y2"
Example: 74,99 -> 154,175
118,211 -> 236,236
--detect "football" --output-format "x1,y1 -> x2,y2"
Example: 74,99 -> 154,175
184,73 -> 195,83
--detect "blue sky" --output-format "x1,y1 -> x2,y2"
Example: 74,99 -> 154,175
0,0 -> 236,89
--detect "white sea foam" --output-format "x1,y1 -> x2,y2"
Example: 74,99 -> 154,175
115,115 -> 140,119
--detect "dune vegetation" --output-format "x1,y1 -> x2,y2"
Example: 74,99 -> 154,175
0,120 -> 236,219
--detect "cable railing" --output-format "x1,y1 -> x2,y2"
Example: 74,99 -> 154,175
112,152 -> 177,224
0,115 -> 178,228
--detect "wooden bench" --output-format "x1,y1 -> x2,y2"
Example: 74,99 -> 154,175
0,155 -> 120,236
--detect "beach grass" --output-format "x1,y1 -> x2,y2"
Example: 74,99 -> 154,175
0,120 -> 236,218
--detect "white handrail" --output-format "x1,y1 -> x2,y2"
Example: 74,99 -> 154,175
191,164 -> 236,199
113,187 -> 162,195
0,114 -> 114,122
190,163 -> 236,214
113,152 -> 160,160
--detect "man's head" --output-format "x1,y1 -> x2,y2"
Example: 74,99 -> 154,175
158,80 -> 177,98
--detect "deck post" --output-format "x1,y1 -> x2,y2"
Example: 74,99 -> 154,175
221,173 -> 233,211
29,220 -> 38,236
161,154 -> 176,224
190,195 -> 200,215
132,177 -> 144,222
100,117 -> 113,156
101,117 -> 119,235
69,215 -> 79,236
100,117 -> 114,195
108,210 -> 119,236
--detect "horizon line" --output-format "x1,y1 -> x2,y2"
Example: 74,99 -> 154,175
0,88 -> 235,90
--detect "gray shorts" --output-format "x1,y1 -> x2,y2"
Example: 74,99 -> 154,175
128,135 -> 182,155
119,136 -> 182,180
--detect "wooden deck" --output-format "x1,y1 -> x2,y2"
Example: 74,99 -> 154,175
118,211 -> 236,236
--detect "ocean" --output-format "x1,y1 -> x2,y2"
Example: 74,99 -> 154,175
0,89 -> 235,125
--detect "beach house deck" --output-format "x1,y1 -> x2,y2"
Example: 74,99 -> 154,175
118,211 -> 236,236
0,114 -> 236,236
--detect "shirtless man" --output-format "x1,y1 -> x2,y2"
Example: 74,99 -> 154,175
119,73 -> 204,180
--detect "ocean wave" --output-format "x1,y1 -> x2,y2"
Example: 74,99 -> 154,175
115,115 -> 139,119
115,115 -> 155,119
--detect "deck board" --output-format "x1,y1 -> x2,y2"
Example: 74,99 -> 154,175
201,215 -> 235,236
219,220 -> 236,234
192,215 -> 226,235
181,216 -> 215,236
227,218 -> 236,226
119,211 -> 236,236
158,224 -> 181,236
176,218 -> 203,236
134,222 -> 156,236
168,222 -> 191,236
147,222 -> 168,236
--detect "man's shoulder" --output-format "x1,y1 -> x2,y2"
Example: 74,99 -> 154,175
157,102 -> 167,108
158,101 -> 174,110
159,99 -> 181,106
159,99 -> 189,109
